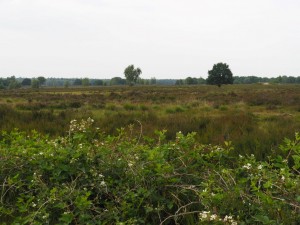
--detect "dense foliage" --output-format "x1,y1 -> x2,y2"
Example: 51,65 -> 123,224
124,65 -> 142,86
1,75 -> 300,89
0,118 -> 299,224
207,63 -> 234,87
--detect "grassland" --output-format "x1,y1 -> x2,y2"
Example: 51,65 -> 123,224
1,84 -> 300,159
1,84 -> 300,224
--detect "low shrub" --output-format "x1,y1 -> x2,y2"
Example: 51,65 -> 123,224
0,119 -> 299,224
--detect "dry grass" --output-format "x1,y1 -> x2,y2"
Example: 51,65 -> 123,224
0,84 -> 299,159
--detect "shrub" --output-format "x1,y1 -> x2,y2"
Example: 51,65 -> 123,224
0,119 -> 299,224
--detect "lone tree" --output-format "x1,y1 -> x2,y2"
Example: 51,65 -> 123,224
124,65 -> 142,86
207,62 -> 233,87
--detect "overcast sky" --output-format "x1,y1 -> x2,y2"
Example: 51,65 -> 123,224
1,0 -> 300,79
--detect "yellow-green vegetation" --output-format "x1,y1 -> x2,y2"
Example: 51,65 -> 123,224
0,119 -> 299,224
0,84 -> 300,159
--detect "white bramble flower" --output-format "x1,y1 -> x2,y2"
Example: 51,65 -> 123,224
257,165 -> 263,170
281,175 -> 285,181
202,213 -> 208,219
100,181 -> 106,187
243,163 -> 252,170
224,215 -> 233,222
210,214 -> 217,220
199,211 -> 209,220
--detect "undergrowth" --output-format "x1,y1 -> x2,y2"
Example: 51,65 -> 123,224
0,118 -> 299,224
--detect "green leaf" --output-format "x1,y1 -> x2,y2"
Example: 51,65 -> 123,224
254,215 -> 275,224
60,213 -> 74,223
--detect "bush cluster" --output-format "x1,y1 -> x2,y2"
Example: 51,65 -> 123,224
0,119 -> 300,224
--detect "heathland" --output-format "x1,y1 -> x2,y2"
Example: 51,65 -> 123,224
1,84 -> 299,159
1,84 -> 300,224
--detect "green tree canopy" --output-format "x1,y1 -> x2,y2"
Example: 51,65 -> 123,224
21,78 -> 32,86
124,65 -> 142,85
150,77 -> 157,85
31,79 -> 40,89
73,79 -> 82,86
207,63 -> 233,87
8,76 -> 21,89
110,77 -> 126,85
185,77 -> 198,85
37,76 -> 46,86
94,79 -> 103,86
82,78 -> 90,86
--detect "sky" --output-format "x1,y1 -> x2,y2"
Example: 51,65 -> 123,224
1,0 -> 300,79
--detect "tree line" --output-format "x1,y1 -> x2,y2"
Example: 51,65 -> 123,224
1,63 -> 300,89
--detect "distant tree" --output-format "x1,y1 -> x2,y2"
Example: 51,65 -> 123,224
64,80 -> 70,88
82,78 -> 90,86
8,76 -> 21,89
150,77 -> 157,85
31,79 -> 40,89
207,63 -> 233,87
37,76 -> 46,86
73,79 -> 82,86
110,77 -> 126,85
94,79 -> 103,86
144,79 -> 150,85
185,77 -> 198,85
0,79 -> 5,89
124,65 -> 142,86
137,78 -> 145,85
198,77 -> 206,84
175,79 -> 184,85
285,76 -> 296,83
22,78 -> 31,86
233,76 -> 266,84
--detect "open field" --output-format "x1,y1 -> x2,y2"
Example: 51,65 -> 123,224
1,84 -> 300,159
1,84 -> 300,224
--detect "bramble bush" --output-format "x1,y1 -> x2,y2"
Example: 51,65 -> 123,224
0,118 -> 299,224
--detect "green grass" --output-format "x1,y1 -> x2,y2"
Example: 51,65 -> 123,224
0,84 -> 300,159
